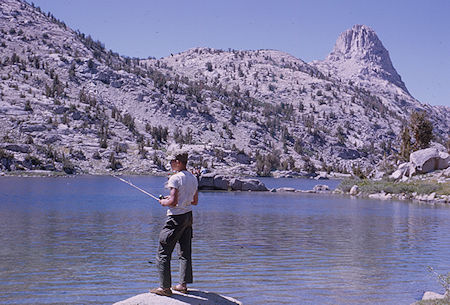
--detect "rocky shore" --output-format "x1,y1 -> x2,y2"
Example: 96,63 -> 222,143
411,290 -> 449,305
198,173 -> 268,191
113,289 -> 242,305
196,167 -> 450,205
2,169 -> 448,206
197,171 -> 339,194
2,144 -> 449,206
338,166 -> 450,205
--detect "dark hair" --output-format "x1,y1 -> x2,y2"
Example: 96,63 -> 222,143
175,153 -> 188,165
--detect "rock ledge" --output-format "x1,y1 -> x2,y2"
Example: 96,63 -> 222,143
114,289 -> 242,305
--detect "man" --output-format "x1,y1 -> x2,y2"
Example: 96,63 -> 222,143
150,152 -> 199,296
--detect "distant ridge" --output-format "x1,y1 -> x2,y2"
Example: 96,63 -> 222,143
0,0 -> 448,177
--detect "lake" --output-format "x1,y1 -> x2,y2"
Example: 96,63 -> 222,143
0,176 -> 449,304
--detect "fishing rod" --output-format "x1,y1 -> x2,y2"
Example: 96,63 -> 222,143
112,175 -> 162,201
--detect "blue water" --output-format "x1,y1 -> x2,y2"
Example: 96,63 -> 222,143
0,176 -> 449,304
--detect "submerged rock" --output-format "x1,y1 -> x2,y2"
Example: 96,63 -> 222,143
368,192 -> 392,200
275,187 -> 296,192
313,184 -> 330,192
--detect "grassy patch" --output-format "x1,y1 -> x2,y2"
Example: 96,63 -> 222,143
339,179 -> 449,195
439,183 -> 450,196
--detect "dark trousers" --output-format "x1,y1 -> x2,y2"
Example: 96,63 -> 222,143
156,211 -> 193,288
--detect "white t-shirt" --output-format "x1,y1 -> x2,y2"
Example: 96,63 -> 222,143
166,170 -> 198,216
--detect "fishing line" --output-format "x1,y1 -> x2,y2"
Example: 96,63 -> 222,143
112,174 -> 162,201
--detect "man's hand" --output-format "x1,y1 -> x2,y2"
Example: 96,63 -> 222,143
158,195 -> 167,205
159,188 -> 178,207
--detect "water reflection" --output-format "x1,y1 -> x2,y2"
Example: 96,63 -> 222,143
0,176 -> 449,305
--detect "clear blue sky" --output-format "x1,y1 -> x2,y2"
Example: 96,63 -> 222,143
30,0 -> 450,107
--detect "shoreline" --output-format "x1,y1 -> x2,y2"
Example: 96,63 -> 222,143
0,170 -> 170,178
1,170 -> 448,206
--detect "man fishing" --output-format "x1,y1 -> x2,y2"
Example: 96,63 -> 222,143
150,151 -> 198,296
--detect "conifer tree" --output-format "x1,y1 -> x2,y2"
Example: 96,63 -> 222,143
399,125 -> 412,161
410,111 -> 433,150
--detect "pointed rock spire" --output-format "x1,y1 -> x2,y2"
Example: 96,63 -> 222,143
329,25 -> 386,61
325,25 -> 408,93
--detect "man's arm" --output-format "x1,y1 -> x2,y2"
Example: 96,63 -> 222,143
191,190 -> 198,205
159,187 -> 178,207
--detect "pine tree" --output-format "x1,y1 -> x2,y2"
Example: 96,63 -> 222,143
410,111 -> 433,150
399,125 -> 412,161
108,152 -> 122,170
205,62 -> 213,72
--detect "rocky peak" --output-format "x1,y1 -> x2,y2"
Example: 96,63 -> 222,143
329,25 -> 386,61
324,25 -> 408,93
